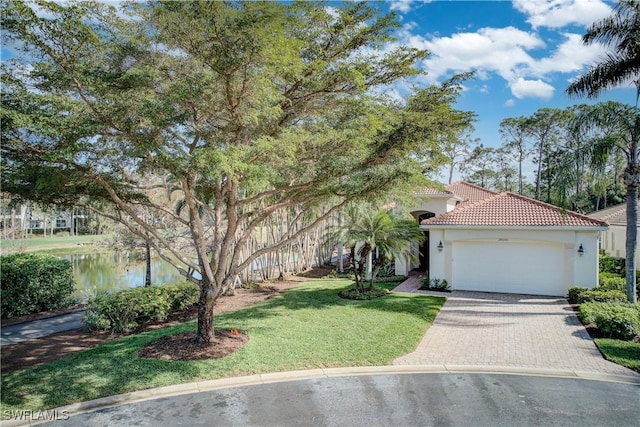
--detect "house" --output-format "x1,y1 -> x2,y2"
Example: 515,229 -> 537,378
395,182 -> 608,297
587,203 -> 640,266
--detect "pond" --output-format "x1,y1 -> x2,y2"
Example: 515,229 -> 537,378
57,252 -> 185,300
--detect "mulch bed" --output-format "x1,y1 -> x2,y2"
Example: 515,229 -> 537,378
138,330 -> 249,361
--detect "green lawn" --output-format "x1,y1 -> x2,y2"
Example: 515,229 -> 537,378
0,235 -> 109,254
594,338 -> 640,373
0,279 -> 445,411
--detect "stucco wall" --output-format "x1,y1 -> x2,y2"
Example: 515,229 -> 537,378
407,227 -> 602,294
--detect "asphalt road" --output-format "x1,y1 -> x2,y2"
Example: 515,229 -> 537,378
39,373 -> 640,427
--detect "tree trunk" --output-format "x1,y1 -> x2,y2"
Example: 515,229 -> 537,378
195,282 -> 216,343
625,184 -> 638,303
144,239 -> 151,287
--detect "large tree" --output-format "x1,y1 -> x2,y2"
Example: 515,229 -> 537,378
566,0 -> 639,303
573,102 -> 639,303
1,1 -> 460,342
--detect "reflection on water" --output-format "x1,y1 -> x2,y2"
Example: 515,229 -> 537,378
58,252 -> 184,299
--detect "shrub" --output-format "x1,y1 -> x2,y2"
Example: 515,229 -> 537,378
567,287 -> 588,304
84,281 -> 198,333
373,275 -> 407,283
420,277 -> 451,292
338,285 -> 389,300
1,253 -> 76,318
577,289 -> 627,304
599,252 -> 624,275
599,274 -> 626,292
579,302 -> 640,341
164,282 -> 200,311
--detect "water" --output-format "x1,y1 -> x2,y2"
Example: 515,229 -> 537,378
58,252 -> 185,300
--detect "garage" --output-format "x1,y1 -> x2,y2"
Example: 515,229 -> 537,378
452,240 -> 568,296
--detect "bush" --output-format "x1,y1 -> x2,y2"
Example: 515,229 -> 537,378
567,287 -> 588,304
373,275 -> 407,283
599,252 -> 624,275
577,289 -> 627,304
579,302 -> 640,341
1,253 -> 76,318
338,285 -> 389,300
84,281 -> 199,333
599,275 -> 626,292
420,277 -> 451,292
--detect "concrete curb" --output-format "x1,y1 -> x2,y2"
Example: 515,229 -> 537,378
3,365 -> 638,427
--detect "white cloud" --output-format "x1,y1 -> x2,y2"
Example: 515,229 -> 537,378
513,0 -> 612,29
389,0 -> 414,14
415,27 -> 543,83
480,85 -> 489,93
389,0 -> 432,14
511,78 -> 555,99
531,32 -> 608,75
504,99 -> 516,107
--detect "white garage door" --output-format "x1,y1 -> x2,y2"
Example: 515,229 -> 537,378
452,240 -> 567,296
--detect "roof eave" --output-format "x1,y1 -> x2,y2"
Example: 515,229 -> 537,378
421,224 -> 609,231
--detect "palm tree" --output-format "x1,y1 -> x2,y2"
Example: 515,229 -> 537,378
573,101 -> 639,303
566,0 -> 640,103
335,207 -> 424,292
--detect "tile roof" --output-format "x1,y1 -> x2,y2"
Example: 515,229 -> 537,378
422,191 -> 608,228
587,204 -> 632,226
445,181 -> 498,206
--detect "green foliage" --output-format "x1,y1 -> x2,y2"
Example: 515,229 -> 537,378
0,253 -> 76,318
567,286 -> 589,304
579,302 -> 640,341
84,282 -> 198,333
420,277 -> 451,292
338,285 -> 390,300
373,275 -> 407,283
0,279 -> 445,411
599,252 -> 625,275
2,0 -> 470,339
577,289 -> 627,304
599,274 -> 626,291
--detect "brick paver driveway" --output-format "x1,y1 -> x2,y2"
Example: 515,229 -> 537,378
393,277 -> 639,377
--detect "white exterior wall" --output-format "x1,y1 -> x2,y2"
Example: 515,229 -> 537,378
425,227 -> 602,296
600,225 -> 640,266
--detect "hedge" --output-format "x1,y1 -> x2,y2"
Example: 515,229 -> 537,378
84,281 -> 199,333
1,253 -> 76,318
578,302 -> 640,341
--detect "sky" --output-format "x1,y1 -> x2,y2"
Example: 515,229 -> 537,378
371,0 -> 636,149
2,0 -> 635,152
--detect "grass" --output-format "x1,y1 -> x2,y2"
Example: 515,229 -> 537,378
594,338 -> 640,373
0,235 -> 109,254
0,279 -> 445,411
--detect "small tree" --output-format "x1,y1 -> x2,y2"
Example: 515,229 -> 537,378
336,207 -> 423,292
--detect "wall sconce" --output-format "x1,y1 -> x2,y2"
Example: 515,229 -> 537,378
577,244 -> 584,256
437,241 -> 444,252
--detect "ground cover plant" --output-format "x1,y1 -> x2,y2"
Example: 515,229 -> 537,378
1,278 -> 445,411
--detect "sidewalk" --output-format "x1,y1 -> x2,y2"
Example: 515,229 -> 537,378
1,311 -> 86,345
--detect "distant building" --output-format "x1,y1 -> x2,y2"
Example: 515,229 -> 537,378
0,196 -> 87,238
588,203 -> 640,266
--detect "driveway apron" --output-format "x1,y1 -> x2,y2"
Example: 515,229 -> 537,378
393,277 -> 639,377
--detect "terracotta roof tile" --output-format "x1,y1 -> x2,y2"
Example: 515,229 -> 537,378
422,192 -> 608,227
445,181 -> 497,206
587,204 -> 631,226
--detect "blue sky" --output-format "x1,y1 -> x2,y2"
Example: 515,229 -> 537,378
373,0 -> 636,148
3,0 -> 635,152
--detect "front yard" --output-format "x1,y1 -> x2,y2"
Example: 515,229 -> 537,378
1,278 -> 445,412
